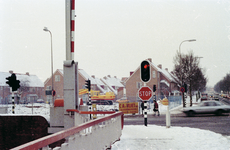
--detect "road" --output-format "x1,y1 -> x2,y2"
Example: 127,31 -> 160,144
124,111 -> 230,136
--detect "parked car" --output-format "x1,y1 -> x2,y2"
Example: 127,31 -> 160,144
182,100 -> 230,117
200,96 -> 208,101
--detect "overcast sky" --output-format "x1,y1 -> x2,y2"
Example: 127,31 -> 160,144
1,0 -> 230,87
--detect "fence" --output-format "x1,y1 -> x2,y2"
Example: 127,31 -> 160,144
168,96 -> 182,109
11,111 -> 123,150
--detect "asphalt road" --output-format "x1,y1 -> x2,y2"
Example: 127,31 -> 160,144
124,112 -> 230,136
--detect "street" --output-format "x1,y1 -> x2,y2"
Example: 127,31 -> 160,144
124,112 -> 230,136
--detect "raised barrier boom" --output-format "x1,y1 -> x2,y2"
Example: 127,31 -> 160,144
11,111 -> 124,150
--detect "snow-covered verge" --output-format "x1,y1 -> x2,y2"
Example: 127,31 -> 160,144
112,125 -> 230,150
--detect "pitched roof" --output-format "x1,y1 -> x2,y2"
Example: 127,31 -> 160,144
0,72 -> 44,87
125,59 -> 176,83
100,76 -> 124,95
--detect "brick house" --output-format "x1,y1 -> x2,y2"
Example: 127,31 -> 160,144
44,69 -> 116,102
44,69 -> 64,103
0,71 -> 44,104
117,58 -> 179,102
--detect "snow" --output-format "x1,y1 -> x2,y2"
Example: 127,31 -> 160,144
112,97 -> 230,149
112,125 -> 230,150
1,96 -> 230,149
0,72 -> 44,87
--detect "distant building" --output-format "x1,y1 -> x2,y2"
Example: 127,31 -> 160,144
118,58 -> 179,102
0,71 -> 44,104
44,59 -> 178,103
44,69 -> 124,103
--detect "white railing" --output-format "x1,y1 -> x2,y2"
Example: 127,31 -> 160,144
11,111 -> 123,150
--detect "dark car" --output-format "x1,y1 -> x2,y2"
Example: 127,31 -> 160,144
88,100 -> 113,105
201,96 -> 208,101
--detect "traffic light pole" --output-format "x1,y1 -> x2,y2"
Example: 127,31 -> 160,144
88,92 -> 92,119
144,101 -> 147,126
11,88 -> 15,114
143,83 -> 147,126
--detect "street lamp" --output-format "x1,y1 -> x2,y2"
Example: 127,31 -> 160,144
179,39 -> 196,107
179,39 -> 196,54
43,27 -> 54,106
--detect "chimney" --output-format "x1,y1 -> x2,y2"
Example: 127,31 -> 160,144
157,64 -> 162,69
147,58 -> 152,62
91,75 -> 95,79
130,71 -> 134,76
114,76 -> 117,78
107,75 -> 111,78
9,70 -> 13,74
26,72 -> 30,76
171,71 -> 174,75
103,76 -> 107,80
165,68 -> 168,72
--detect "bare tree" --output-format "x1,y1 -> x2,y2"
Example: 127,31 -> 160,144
173,50 -> 206,107
17,79 -> 30,104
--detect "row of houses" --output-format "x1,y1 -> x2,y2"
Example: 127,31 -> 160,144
0,58 -> 180,104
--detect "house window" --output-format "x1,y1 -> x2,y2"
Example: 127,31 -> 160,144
46,86 -> 51,90
152,71 -> 156,78
55,75 -> 60,82
136,82 -> 142,89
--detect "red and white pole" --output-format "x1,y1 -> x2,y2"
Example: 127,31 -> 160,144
65,0 -> 75,60
71,0 -> 75,60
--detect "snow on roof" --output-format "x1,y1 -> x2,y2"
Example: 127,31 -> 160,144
103,76 -> 124,87
57,69 -> 63,75
0,72 -> 44,87
100,76 -> 125,95
149,62 -> 176,83
160,80 -> 170,87
100,78 -> 117,95
78,69 -> 113,93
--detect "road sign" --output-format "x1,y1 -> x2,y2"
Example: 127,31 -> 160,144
180,87 -> 185,93
138,86 -> 153,101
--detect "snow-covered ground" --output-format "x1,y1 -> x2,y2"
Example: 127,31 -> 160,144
112,125 -> 230,150
1,96 -> 230,149
112,96 -> 230,150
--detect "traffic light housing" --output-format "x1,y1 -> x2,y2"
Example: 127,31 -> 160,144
6,73 -> 20,91
140,60 -> 151,82
85,79 -> 91,91
153,85 -> 156,92
183,83 -> 187,93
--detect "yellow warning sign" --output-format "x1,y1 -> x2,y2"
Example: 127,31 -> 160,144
119,102 -> 139,114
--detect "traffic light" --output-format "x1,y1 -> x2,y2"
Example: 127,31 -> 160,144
85,79 -> 91,91
6,76 -> 13,87
6,73 -> 20,91
153,85 -> 156,92
184,83 -> 187,93
140,60 -> 151,82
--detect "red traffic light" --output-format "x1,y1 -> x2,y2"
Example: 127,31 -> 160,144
140,60 -> 151,82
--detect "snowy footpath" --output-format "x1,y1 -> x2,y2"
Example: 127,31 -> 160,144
112,125 -> 230,150
2,96 -> 230,149
112,97 -> 230,150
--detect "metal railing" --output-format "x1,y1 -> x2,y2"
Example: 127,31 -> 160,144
11,111 -> 123,150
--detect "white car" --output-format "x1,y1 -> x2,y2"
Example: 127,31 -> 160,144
182,100 -> 230,117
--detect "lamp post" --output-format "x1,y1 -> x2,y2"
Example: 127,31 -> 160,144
43,27 -> 54,106
179,39 -> 196,54
179,39 -> 196,107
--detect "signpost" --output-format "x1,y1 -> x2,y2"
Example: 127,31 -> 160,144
180,87 -> 185,93
138,86 -> 153,101
139,60 -> 152,126
138,86 -> 153,126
